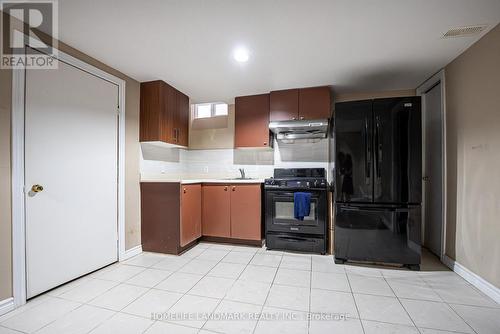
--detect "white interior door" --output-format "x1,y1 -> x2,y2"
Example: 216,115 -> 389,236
423,82 -> 444,257
25,53 -> 119,298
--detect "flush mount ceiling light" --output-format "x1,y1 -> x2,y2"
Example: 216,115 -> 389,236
233,46 -> 249,63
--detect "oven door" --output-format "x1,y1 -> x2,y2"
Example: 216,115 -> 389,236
265,189 -> 327,235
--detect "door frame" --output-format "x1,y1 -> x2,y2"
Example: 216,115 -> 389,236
416,69 -> 447,262
11,46 -> 126,308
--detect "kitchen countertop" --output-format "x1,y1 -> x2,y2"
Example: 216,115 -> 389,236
140,177 -> 265,184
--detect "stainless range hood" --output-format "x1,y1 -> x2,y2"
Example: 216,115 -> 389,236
269,119 -> 329,140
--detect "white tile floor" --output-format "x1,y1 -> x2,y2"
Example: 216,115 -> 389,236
1,243 -> 499,334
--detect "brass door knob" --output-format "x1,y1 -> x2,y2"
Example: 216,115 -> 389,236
31,184 -> 44,193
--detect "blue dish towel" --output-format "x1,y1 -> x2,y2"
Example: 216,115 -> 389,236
294,192 -> 311,221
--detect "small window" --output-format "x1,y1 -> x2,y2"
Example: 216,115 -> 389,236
214,103 -> 228,116
195,104 -> 212,118
194,102 -> 228,119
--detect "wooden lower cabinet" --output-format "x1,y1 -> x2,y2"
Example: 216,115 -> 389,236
230,185 -> 261,240
180,184 -> 202,246
141,182 -> 201,254
141,182 -> 261,254
202,184 -> 261,241
202,185 -> 231,237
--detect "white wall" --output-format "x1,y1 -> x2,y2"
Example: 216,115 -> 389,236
444,23 -> 500,288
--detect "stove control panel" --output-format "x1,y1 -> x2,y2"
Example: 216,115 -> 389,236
264,178 -> 327,189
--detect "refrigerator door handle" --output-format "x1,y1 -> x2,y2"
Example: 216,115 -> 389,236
364,118 -> 371,184
375,116 -> 382,178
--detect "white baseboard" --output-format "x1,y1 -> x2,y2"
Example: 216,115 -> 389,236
0,298 -> 15,317
442,255 -> 500,304
441,254 -> 455,269
119,244 -> 142,261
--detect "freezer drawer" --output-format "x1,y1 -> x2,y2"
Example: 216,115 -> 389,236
334,204 -> 421,266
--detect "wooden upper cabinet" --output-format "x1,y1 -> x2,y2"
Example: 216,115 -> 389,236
230,185 -> 261,240
180,184 -> 202,247
299,86 -> 331,120
202,185 -> 231,238
235,94 -> 270,148
270,89 -> 299,121
177,92 -> 190,147
270,86 -> 331,121
140,81 -> 164,141
164,83 -> 177,143
140,80 -> 189,146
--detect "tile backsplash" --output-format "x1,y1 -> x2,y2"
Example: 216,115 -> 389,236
140,138 -> 330,180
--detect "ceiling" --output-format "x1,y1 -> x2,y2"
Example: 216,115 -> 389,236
57,0 -> 500,103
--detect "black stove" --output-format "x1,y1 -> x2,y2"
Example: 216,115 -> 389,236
264,168 -> 328,254
264,168 -> 328,189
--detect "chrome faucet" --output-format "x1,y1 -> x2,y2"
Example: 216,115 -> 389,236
238,168 -> 246,179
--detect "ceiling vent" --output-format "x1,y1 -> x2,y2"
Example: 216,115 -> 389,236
443,25 -> 488,38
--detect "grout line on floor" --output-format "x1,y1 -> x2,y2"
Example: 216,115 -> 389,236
251,248 -> 284,334
307,252 -> 313,332
6,244 -> 497,334
445,303 -> 479,334
59,247 -> 209,333
382,273 -> 422,334
345,268 -> 366,334
198,244 -> 261,333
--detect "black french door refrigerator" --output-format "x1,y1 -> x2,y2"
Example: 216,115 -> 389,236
334,97 -> 422,269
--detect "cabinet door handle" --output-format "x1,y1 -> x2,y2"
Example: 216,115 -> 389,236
172,128 -> 179,143
300,116 -> 305,120
263,142 -> 267,146
224,186 -> 228,191
232,186 -> 236,192
292,117 -> 297,120
183,187 -> 187,193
